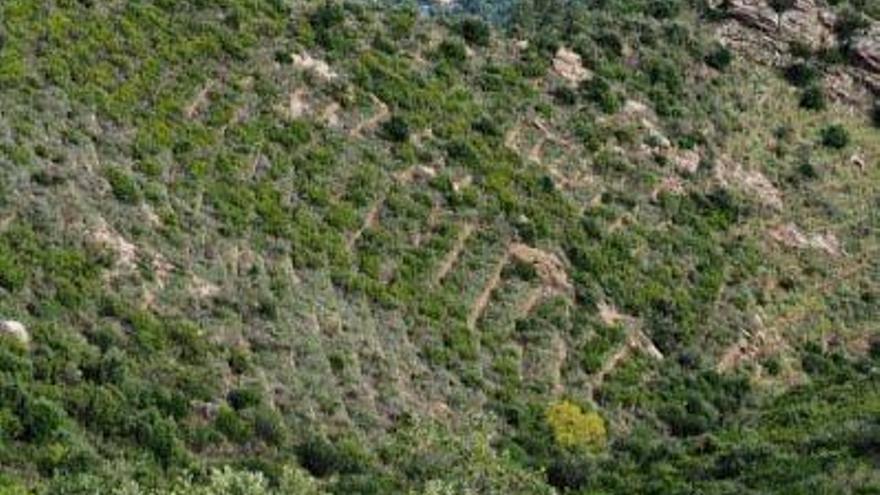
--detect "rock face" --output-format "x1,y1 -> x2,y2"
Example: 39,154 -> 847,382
854,26 -> 880,74
0,320 -> 29,346
719,0 -> 880,95
718,0 -> 837,68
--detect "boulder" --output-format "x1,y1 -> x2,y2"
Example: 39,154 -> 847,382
0,320 -> 29,346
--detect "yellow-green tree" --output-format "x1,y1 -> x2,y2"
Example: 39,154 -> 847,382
546,401 -> 607,452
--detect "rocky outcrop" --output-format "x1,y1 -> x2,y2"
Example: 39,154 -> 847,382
719,0 -> 880,95
854,31 -> 880,72
553,47 -> 591,85
723,0 -> 836,50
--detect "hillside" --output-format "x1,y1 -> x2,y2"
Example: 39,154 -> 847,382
0,0 -> 878,493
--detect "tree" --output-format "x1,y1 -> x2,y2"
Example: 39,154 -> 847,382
768,0 -> 796,30
546,401 -> 607,452
872,101 -> 880,128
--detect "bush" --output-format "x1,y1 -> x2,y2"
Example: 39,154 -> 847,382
436,40 -> 467,65
784,62 -> 818,87
215,406 -> 252,444
705,45 -> 733,71
545,401 -> 607,452
296,437 -> 367,478
769,0 -> 796,16
459,18 -> 490,47
546,454 -> 592,491
551,86 -> 578,105
21,398 -> 65,442
581,76 -> 622,114
379,116 -> 410,143
104,167 -> 139,203
820,124 -> 850,149
228,387 -> 262,411
799,85 -> 826,110
834,7 -> 869,43
871,101 -> 880,128
139,411 -> 186,468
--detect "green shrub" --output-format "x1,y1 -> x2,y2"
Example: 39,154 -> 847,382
215,405 -> 252,444
21,398 -> 65,442
784,62 -> 818,87
459,18 -> 490,47
137,409 -> 185,468
581,76 -> 622,114
799,85 -> 826,110
551,86 -> 578,105
820,124 -> 850,149
436,40 -> 467,65
834,7 -> 869,43
0,247 -> 26,291
104,167 -> 139,203
296,437 -> 367,478
253,407 -> 286,446
546,454 -> 592,491
768,0 -> 796,18
704,45 -> 733,71
545,401 -> 607,452
379,116 -> 410,143
228,387 -> 262,411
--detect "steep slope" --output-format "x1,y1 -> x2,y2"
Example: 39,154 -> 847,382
0,1 -> 878,493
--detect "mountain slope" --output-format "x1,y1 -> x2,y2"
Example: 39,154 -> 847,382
0,1 -> 878,493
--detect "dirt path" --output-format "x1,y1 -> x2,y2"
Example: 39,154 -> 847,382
516,286 -> 548,319
184,81 -> 214,119
347,197 -> 383,250
467,252 -> 510,329
592,324 -> 663,388
433,223 -> 475,284
352,94 -> 389,137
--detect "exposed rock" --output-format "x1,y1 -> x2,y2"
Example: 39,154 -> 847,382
672,149 -> 701,174
291,52 -> 338,81
192,400 -> 221,421
724,0 -> 836,50
651,176 -> 685,202
190,275 -> 220,299
91,219 -> 137,270
0,320 -> 29,346
451,174 -> 472,193
184,81 -> 214,119
850,153 -> 866,170
853,26 -> 880,75
285,89 -> 310,119
716,159 -> 783,210
553,47 -> 591,84
768,223 -> 841,256
597,301 -> 632,327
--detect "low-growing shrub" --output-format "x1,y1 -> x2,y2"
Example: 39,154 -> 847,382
705,45 -> 733,71
379,116 -> 410,143
784,62 -> 818,87
799,85 -> 826,110
459,18 -> 490,47
820,124 -> 850,149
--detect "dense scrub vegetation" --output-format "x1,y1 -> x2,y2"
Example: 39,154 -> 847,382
0,0 -> 878,493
